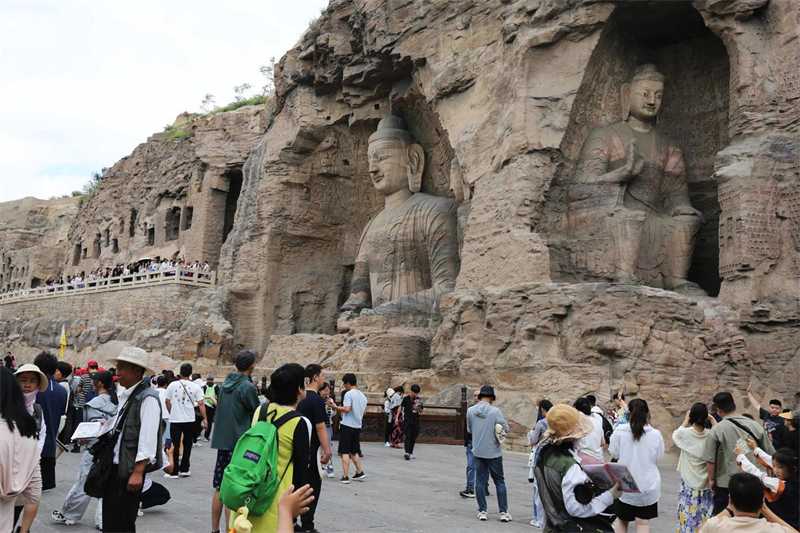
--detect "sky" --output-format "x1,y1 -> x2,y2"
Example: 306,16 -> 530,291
0,0 -> 329,202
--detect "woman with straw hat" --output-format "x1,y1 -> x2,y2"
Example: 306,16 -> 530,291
534,404 -> 622,532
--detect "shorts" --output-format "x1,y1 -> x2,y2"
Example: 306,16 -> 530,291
213,450 -> 234,490
337,425 -> 362,456
615,500 -> 658,521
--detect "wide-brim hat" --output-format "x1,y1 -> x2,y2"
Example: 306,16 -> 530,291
106,347 -> 155,375
15,364 -> 48,392
779,410 -> 799,421
385,387 -> 396,397
542,404 -> 595,445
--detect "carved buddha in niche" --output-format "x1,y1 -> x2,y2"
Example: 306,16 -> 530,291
569,64 -> 705,293
340,116 -> 460,316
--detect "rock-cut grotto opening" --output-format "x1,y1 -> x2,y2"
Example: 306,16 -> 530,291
222,169 -> 243,244
553,0 -> 728,297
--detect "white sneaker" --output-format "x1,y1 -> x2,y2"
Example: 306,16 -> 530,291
194,442 -> 202,447
164,473 -> 179,479
478,511 -> 487,521
178,471 -> 191,477
326,471 -> 335,478
409,454 -> 417,459
500,512 -> 512,523
52,511 -> 76,526
384,442 -> 391,447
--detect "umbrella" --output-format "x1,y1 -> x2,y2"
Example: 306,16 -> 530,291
137,257 -> 152,262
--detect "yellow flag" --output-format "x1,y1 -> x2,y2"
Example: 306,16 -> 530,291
59,326 -> 66,359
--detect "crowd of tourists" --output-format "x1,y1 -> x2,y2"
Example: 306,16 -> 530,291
1,347 -> 798,533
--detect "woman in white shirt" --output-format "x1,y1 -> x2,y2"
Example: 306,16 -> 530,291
673,403 -> 716,533
609,398 -> 665,533
574,397 -> 605,464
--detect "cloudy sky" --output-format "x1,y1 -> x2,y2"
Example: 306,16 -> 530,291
0,0 -> 328,202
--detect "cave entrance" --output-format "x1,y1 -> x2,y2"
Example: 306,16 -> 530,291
30,277 -> 41,289
73,244 -> 81,266
165,207 -> 181,241
222,169 -> 243,244
554,1 -> 728,296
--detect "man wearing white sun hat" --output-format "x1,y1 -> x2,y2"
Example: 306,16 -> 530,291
102,346 -> 163,532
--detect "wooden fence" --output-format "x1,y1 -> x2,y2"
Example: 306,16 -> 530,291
331,385 -> 468,445
0,268 -> 216,304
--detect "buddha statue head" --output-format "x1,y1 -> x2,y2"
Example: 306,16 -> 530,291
367,115 -> 425,197
621,64 -> 665,124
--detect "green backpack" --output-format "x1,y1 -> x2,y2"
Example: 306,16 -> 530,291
219,405 -> 301,517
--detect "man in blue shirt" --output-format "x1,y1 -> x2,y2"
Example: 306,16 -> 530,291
328,373 -> 367,484
34,351 -> 68,491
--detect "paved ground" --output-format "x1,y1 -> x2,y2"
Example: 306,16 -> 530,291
34,442 -> 681,533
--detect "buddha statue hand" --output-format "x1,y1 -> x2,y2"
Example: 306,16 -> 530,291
618,139 -> 644,183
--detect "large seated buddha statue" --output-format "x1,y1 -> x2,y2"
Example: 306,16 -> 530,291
567,64 -> 705,294
340,116 -> 460,317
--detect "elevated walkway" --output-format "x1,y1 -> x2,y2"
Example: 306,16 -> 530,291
0,268 -> 216,304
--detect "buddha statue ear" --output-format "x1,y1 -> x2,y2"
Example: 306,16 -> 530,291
406,143 -> 425,193
620,83 -> 631,121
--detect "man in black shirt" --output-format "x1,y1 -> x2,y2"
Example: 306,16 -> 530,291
296,364 -> 332,533
747,384 -> 786,449
402,384 -> 424,460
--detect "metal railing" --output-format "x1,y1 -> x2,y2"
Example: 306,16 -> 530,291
0,267 -> 216,304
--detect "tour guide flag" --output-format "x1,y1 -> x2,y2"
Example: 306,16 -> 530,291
59,326 -> 66,359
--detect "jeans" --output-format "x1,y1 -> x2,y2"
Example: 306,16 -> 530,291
465,441 -> 475,489
325,427 -> 334,475
475,456 -> 508,513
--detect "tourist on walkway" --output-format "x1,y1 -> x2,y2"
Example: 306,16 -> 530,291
210,349 -> 260,533
673,403 -> 715,533
201,374 -> 219,441
296,364 -> 332,533
611,389 -> 628,428
402,384 -> 423,460
52,370 -> 118,528
156,375 -> 170,445
699,473 -> 797,532
703,391 -> 774,515
460,388 -> 481,498
165,363 -> 207,477
390,385 -> 405,447
33,352 -> 68,494
247,363 -> 311,533
609,398 -> 665,533
466,385 -> 511,523
12,364 -> 48,533
735,439 -> 799,530
319,382 -> 335,478
573,397 -> 605,464
779,410 -> 799,454
103,346 -> 163,532
535,404 -> 619,532
328,373 -> 367,484
747,384 -> 788,450
1,366 -> 43,533
383,387 -> 396,447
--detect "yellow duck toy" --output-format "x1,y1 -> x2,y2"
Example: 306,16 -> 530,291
230,507 -> 252,533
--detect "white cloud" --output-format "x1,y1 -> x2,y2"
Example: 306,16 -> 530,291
0,0 -> 328,202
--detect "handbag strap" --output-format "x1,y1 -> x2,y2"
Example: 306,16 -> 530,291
727,417 -> 759,443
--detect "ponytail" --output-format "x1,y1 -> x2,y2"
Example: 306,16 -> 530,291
628,398 -> 649,441
92,370 -> 118,405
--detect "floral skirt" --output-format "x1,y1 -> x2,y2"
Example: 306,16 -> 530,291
677,478 -> 713,533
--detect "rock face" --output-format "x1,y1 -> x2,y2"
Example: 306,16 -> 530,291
2,0 -> 798,447
67,105 -> 267,276
0,196 -> 78,292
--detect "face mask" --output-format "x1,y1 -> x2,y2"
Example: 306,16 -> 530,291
23,390 -> 38,415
